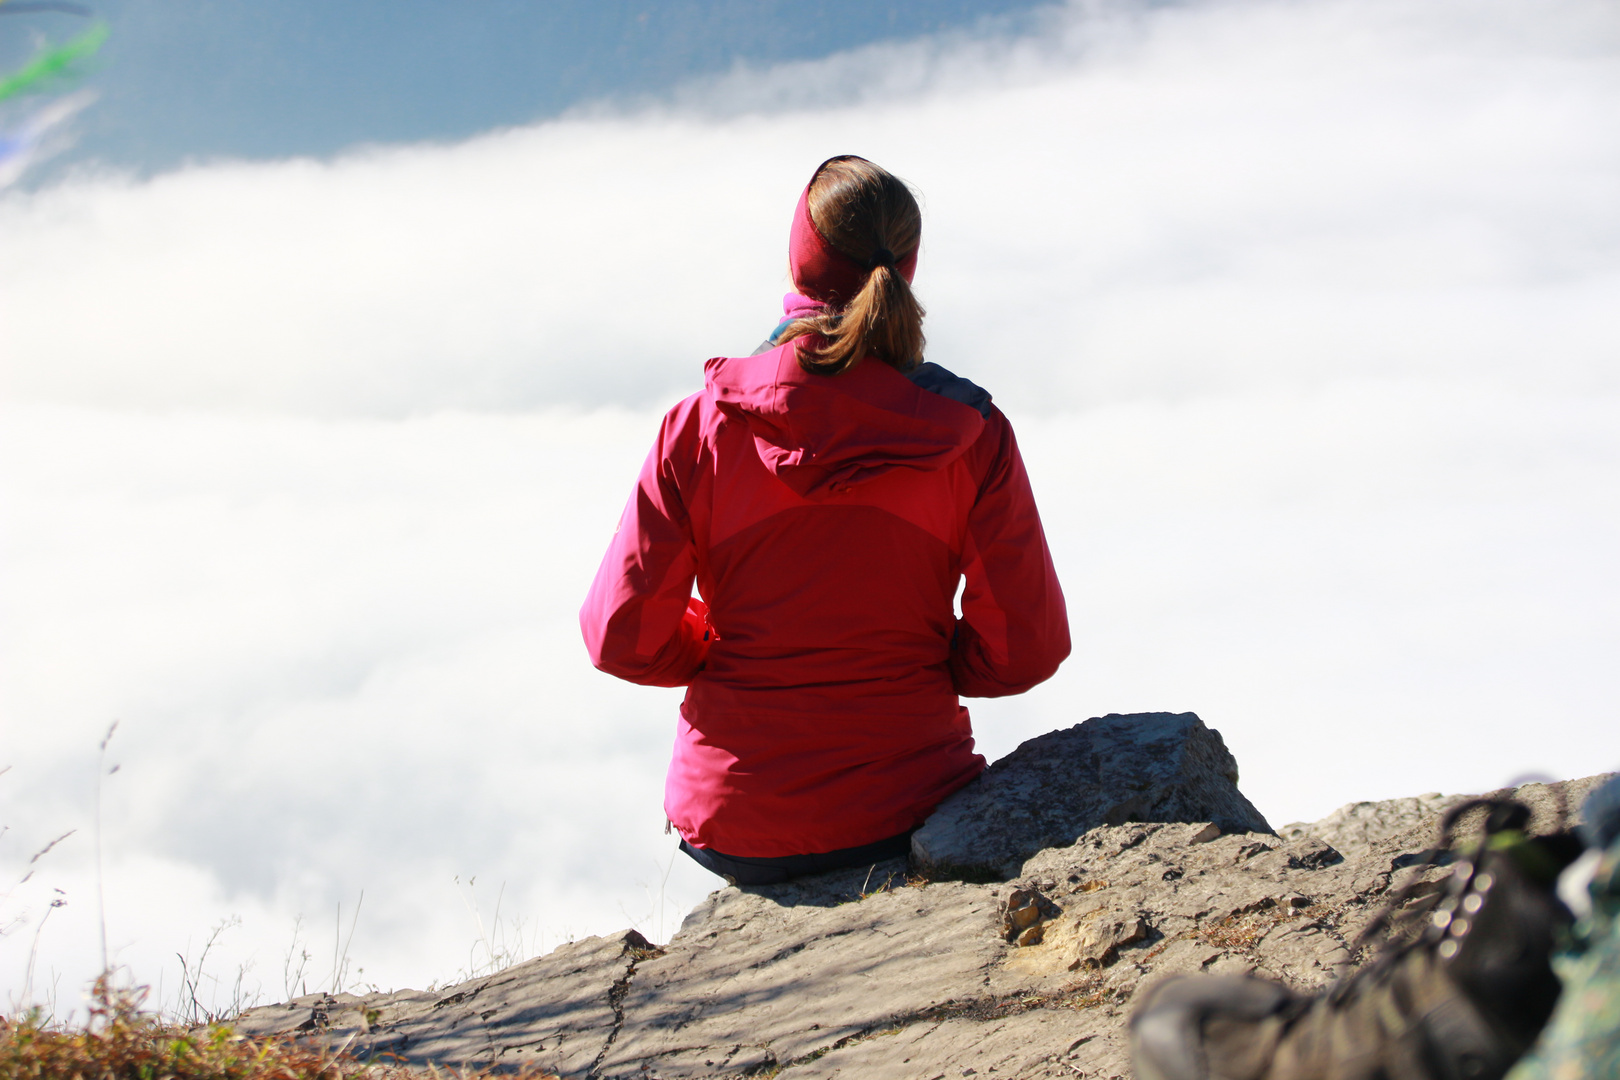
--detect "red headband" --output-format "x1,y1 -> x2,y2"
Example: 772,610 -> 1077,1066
788,163 -> 919,307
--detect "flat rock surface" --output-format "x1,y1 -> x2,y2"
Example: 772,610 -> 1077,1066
1278,777 -> 1609,860
231,929 -> 655,1075
229,773 -> 1614,1079
912,713 -> 1273,881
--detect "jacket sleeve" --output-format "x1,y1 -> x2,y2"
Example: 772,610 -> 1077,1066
949,410 -> 1071,697
580,405 -> 714,688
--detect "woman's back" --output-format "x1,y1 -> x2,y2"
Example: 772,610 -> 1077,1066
584,333 -> 1067,857
581,156 -> 1069,868
695,345 -> 984,692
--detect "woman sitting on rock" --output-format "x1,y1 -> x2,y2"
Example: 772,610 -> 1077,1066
581,155 -> 1070,885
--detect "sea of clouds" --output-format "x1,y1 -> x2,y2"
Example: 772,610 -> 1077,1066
2,0 -> 1618,1017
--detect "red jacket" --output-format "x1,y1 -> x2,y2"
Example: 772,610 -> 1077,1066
581,308 -> 1070,857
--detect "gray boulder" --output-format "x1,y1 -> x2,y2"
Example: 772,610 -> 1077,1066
912,712 -> 1273,880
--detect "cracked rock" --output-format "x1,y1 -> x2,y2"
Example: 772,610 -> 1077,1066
1003,888 -> 1063,945
231,929 -> 652,1076
1070,914 -> 1151,970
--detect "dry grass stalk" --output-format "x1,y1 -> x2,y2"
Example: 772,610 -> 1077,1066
0,977 -> 561,1080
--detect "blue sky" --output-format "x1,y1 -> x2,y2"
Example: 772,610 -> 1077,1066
5,0 -> 1047,181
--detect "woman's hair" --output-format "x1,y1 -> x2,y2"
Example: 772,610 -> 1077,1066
781,156 -> 926,375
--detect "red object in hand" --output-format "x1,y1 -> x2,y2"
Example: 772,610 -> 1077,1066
683,597 -> 718,647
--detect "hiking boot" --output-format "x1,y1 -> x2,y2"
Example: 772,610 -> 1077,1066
1503,773 -> 1620,1080
1130,798 -> 1585,1080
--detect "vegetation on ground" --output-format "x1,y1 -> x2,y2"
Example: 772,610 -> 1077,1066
0,977 -> 560,1080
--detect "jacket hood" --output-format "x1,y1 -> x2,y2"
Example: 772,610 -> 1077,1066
705,296 -> 990,498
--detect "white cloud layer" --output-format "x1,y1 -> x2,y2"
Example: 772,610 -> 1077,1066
5,0 -> 1617,416
3,0 -> 1618,1017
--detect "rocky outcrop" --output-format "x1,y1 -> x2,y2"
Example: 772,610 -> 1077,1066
1278,793 -> 1455,858
912,712 -> 1273,880
1277,778 -> 1592,860
231,758 -> 1613,1080
231,929 -> 659,1076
